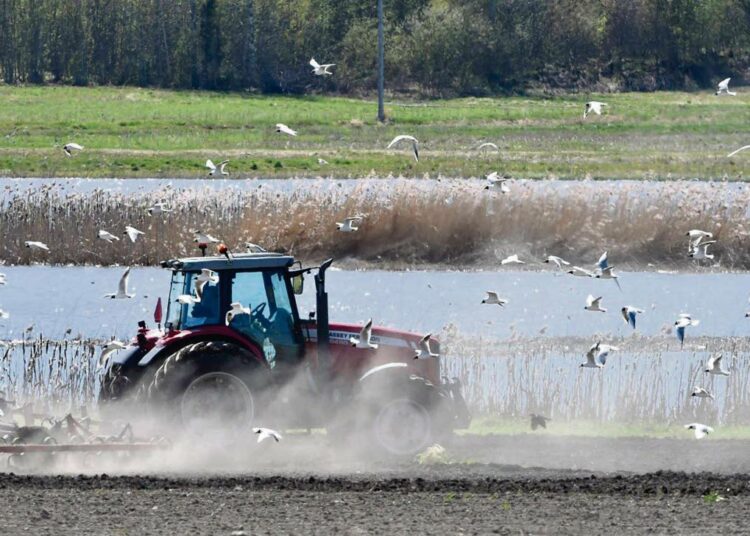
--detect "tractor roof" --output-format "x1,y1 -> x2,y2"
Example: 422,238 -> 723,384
160,252 -> 295,272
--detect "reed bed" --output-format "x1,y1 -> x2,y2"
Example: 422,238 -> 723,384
0,178 -> 749,269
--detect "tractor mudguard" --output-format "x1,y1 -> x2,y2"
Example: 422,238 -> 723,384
137,330 -> 265,368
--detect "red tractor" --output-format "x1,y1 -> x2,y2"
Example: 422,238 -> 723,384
100,252 -> 470,455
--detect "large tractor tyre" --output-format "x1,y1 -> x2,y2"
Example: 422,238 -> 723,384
144,341 -> 268,436
357,373 -> 452,457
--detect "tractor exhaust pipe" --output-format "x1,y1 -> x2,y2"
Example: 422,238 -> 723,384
314,258 -> 334,383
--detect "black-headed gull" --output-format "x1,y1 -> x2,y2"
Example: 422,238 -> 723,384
595,251 -> 609,271
0,309 -> 9,320
582,341 -> 617,368
196,268 -> 219,285
583,101 -> 607,119
387,135 -> 419,162
567,266 -> 595,278
276,123 -> 297,136
596,266 -> 622,290
705,354 -> 730,376
225,302 -> 251,325
675,314 -> 699,347
481,291 -> 507,306
124,226 -> 145,243
0,273 -> 6,285
684,423 -> 713,439
544,255 -> 570,270
246,242 -> 267,253
621,306 -> 643,329
194,231 -> 220,244
98,229 -> 119,243
63,142 -> 84,156
206,159 -> 229,176
310,58 -> 335,76
716,77 -> 736,96
147,202 -> 172,215
25,241 -> 49,251
414,333 -> 438,359
253,427 -> 282,443
585,294 -> 606,312
689,240 -> 716,260
104,267 -> 135,299
336,217 -> 361,232
350,318 -> 378,349
98,340 -> 127,371
500,254 -> 524,265
485,172 -> 510,193
691,386 -> 714,400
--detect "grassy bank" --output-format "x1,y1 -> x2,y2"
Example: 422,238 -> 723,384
1,86 -> 750,179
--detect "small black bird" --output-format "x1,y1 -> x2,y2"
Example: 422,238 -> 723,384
530,413 -> 550,431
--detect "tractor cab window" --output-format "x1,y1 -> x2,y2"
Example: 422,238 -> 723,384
179,271 -> 221,329
229,270 -> 299,357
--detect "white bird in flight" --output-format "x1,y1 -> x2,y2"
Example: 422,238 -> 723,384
104,267 -> 135,299
309,58 -> 335,76
716,77 -> 736,96
596,266 -> 622,290
0,273 -> 6,285
583,101 -> 607,119
594,251 -> 609,271
689,240 -> 716,261
253,427 -> 282,443
350,318 -> 378,349
567,266 -> 596,278
582,341 -> 618,368
414,333 -> 439,359
196,268 -> 219,285
98,340 -> 127,371
500,254 -> 524,265
387,135 -> 419,162
225,302 -> 251,326
63,142 -> 84,156
336,217 -> 361,232
482,291 -> 507,306
0,309 -> 9,320
25,241 -> 49,251
276,123 -> 297,136
691,386 -> 714,400
485,172 -> 510,193
246,242 -> 267,253
205,159 -> 229,176
98,229 -> 119,243
194,231 -> 220,244
675,313 -> 699,347
621,306 -> 644,329
585,295 -> 606,313
684,423 -> 713,439
705,354 -> 730,376
147,202 -> 172,215
544,255 -> 570,270
124,226 -> 145,243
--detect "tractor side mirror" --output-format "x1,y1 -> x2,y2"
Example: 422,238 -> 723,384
291,273 -> 304,295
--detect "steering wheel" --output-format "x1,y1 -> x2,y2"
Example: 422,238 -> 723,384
249,302 -> 271,331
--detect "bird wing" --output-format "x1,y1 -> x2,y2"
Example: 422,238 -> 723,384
361,318 -> 373,343
67,143 -> 83,150
628,310 -> 637,329
219,160 -> 229,171
205,159 -> 216,170
118,268 -> 131,295
713,354 -> 723,369
621,308 -> 629,325
486,291 -> 499,301
310,58 -> 321,69
586,294 -> 595,307
728,145 -> 750,157
419,333 -> 432,354
387,135 -> 418,148
477,142 -> 499,151
719,77 -> 731,88
596,251 -> 608,269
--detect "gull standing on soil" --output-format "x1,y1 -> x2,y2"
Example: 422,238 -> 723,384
124,226 -> 145,243
691,386 -> 714,400
481,291 -> 508,306
147,202 -> 172,215
705,354 -> 730,376
309,58 -> 335,76
675,314 -> 699,347
477,142 -> 500,153
583,101 -> 607,119
530,414 -> 550,430
276,123 -> 297,136
25,241 -> 49,251
253,427 -> 283,443
387,135 -> 419,162
98,230 -> 120,243
544,255 -> 570,270
350,318 -> 378,350
500,254 -> 524,265
716,77 -> 736,96
582,342 -> 618,368
567,266 -> 596,278
684,423 -> 714,439
63,142 -> 84,156
225,302 -> 251,326
336,217 -> 361,233
485,172 -> 510,193
205,159 -> 229,176
414,333 -> 439,360
596,266 -> 622,290
104,267 -> 135,299
621,306 -> 644,329
585,295 -> 606,312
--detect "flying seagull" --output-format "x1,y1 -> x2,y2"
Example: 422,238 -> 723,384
276,123 -> 297,136
205,159 -> 229,176
387,135 -> 419,162
309,58 -> 335,76
705,354 -> 730,376
104,267 -> 135,299
716,77 -> 736,96
500,254 -> 524,265
684,423 -> 713,439
225,302 -> 251,326
485,172 -> 510,193
567,266 -> 596,278
0,273 -> 6,285
621,306 -> 644,329
196,268 -> 219,285
98,340 -> 127,371
63,142 -> 84,156
336,217 -> 361,232
689,240 -> 716,260
581,341 -> 618,368
595,251 -> 609,271
583,101 -> 607,119
414,333 -> 439,360
253,427 -> 283,443
585,294 -> 606,313
0,309 -> 9,320
544,255 -> 570,270
350,318 -> 378,349
691,386 -> 714,400
98,229 -> 120,243
25,241 -> 49,251
675,313 -> 699,347
124,226 -> 145,243
481,291 -> 507,306
147,202 -> 172,215
596,266 -> 622,290
193,231 -> 220,244
246,242 -> 267,253
530,414 -> 550,431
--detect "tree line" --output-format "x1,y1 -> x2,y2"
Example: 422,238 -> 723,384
1,0 -> 749,96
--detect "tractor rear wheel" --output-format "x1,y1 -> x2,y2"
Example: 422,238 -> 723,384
145,341 -> 267,435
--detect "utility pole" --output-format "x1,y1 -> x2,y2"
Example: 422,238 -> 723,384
377,0 -> 385,122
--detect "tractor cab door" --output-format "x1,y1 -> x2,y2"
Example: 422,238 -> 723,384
227,270 -> 304,370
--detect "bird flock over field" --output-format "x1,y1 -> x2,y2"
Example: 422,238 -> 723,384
2,64 -> 748,444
